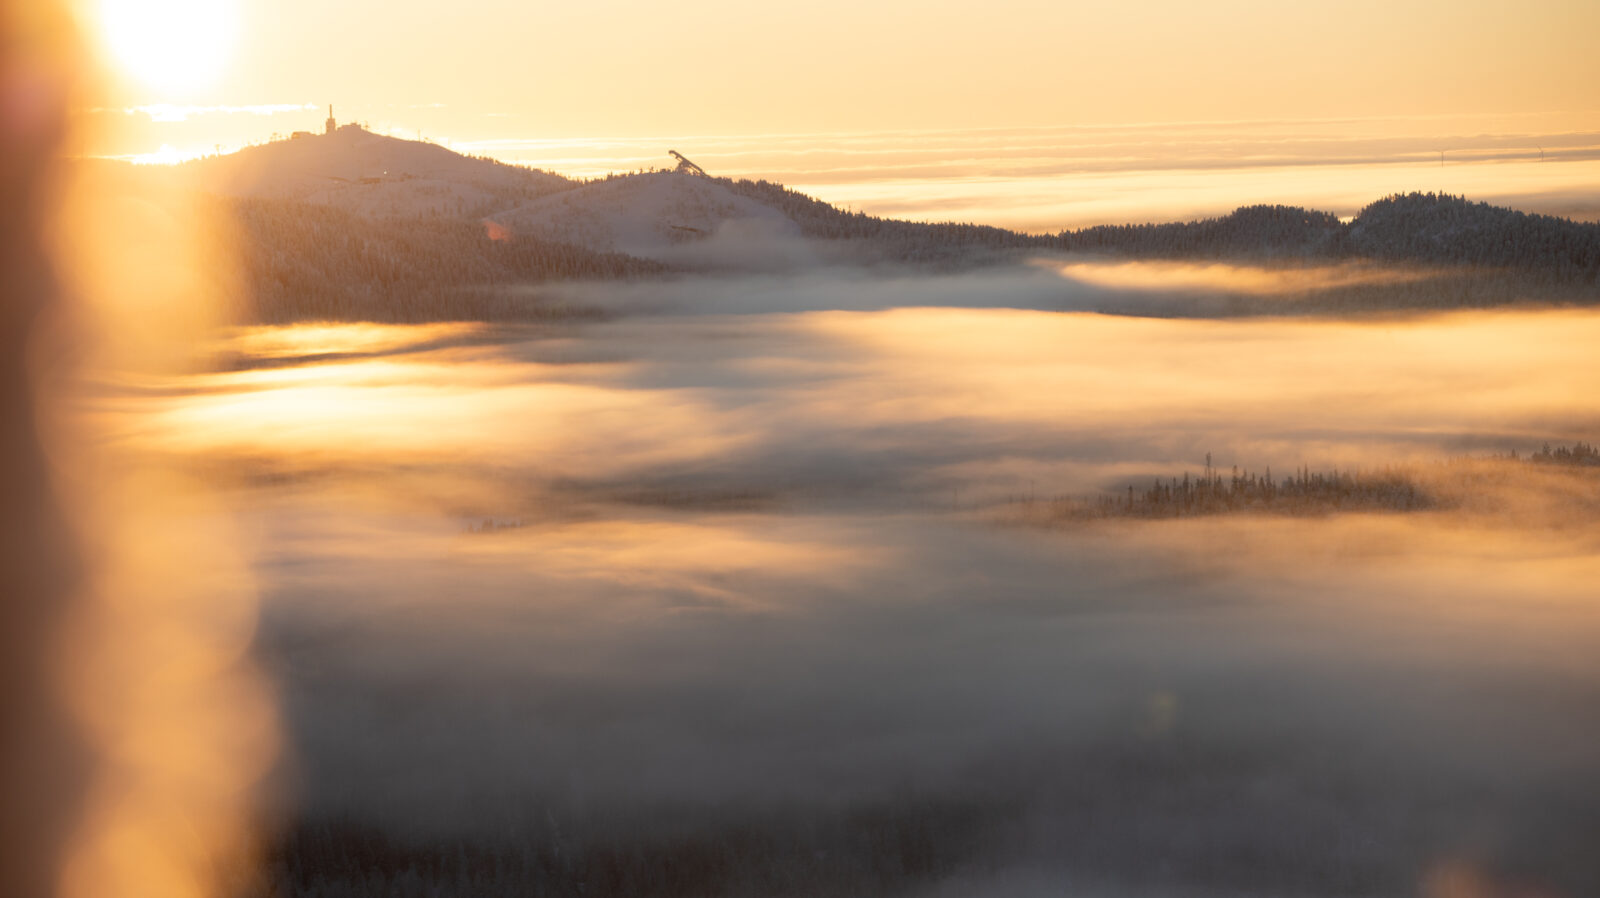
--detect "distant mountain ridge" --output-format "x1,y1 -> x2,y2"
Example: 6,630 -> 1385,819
145,129 -> 1599,320
725,177 -> 1599,278
1060,193 -> 1600,276
175,127 -> 1599,278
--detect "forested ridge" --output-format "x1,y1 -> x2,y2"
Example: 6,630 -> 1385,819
723,179 -> 1600,280
1346,193 -> 1600,279
227,198 -> 668,322
216,172 -> 1597,322
1004,444 -> 1600,524
720,177 -> 1041,265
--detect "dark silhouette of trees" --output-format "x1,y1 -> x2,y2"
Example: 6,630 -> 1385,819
221,176 -> 1599,323
1068,462 -> 1428,520
1016,444 -> 1600,523
721,177 -> 1040,266
1349,194 -> 1600,282
1530,441 -> 1599,466
226,199 -> 671,323
1061,205 -> 1348,259
725,181 -> 1599,298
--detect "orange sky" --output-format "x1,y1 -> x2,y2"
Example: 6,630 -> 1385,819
70,0 -> 1600,227
80,0 -> 1600,139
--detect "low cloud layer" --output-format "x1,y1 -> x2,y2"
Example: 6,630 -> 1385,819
96,295 -> 1600,896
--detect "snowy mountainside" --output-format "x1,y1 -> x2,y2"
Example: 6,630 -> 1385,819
148,128 -> 1600,322
179,125 -> 573,218
484,171 -> 805,264
183,131 -> 811,265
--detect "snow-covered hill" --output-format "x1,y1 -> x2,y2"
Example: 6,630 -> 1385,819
176,130 -> 1597,290
1347,193 -> 1600,274
484,171 -> 808,265
179,125 -> 573,218
180,130 -> 812,267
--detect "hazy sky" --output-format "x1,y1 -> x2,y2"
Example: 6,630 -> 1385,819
83,0 -> 1600,139
74,0 -> 1600,227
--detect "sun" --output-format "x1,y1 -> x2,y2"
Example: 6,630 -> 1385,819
95,0 -> 240,92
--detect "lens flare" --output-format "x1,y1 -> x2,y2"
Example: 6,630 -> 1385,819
41,41 -> 279,898
95,0 -> 239,92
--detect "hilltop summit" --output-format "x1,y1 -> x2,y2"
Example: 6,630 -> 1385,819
146,127 -> 1600,321
179,125 -> 572,218
1349,193 -> 1600,276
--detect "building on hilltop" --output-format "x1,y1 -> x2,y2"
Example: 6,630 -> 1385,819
325,105 -> 336,135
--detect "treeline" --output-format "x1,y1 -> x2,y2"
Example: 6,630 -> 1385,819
722,181 -> 1600,285
1012,443 -> 1598,523
721,177 -> 1042,266
1052,460 -> 1430,521
1064,205 -> 1347,260
227,198 -> 671,322
263,801 -> 988,898
1529,441 -> 1599,466
1063,195 -> 1599,280
217,172 -> 1596,322
1348,194 -> 1600,280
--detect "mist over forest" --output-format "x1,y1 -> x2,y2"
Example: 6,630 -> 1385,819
54,123 -> 1600,898
14,1 -> 1600,897
133,299 -> 1600,897
106,125 -> 1594,324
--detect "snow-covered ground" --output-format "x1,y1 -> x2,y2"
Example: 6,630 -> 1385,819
485,170 -> 806,264
181,125 -> 572,218
181,129 -> 814,266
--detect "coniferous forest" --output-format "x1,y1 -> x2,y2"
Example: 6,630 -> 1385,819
212,181 -> 1598,323
1002,445 -> 1600,524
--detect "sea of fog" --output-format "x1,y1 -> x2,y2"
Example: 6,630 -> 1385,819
105,113 -> 1600,231
450,120 -> 1600,231
101,277 -> 1600,897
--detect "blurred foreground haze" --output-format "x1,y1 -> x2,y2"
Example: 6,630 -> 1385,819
16,1 -> 1600,895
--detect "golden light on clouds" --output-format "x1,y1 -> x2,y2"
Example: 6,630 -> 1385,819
93,0 -> 238,92
77,0 -> 1600,172
39,28 -> 277,895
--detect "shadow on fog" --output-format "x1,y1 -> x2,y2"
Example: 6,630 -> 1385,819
252,497 -> 1600,898
518,251 -> 1592,321
66,76 -> 1600,898
116,299 -> 1600,896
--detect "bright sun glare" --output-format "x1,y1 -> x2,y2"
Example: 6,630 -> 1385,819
96,0 -> 239,92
